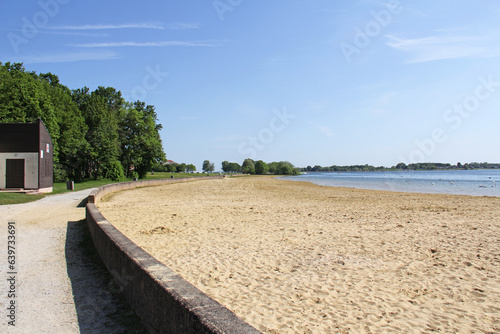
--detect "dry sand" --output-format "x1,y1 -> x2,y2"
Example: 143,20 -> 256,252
98,176 -> 500,333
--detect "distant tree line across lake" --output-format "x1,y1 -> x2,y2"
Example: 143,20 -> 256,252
154,159 -> 300,176
221,159 -> 300,175
0,62 -> 165,182
301,162 -> 500,172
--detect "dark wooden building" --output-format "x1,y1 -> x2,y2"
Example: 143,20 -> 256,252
0,119 -> 53,192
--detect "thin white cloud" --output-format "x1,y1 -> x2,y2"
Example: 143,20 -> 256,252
50,23 -> 165,30
386,34 -> 499,63
167,23 -> 202,30
70,41 -> 219,48
19,51 -> 120,64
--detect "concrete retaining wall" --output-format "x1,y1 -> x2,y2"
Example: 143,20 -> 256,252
85,177 -> 261,334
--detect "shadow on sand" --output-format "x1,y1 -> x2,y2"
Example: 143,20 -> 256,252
65,220 -> 148,334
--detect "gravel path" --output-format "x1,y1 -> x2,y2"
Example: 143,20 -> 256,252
0,190 -> 146,334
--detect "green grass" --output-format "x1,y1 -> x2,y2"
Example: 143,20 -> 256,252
0,192 -> 45,205
0,172 -> 224,205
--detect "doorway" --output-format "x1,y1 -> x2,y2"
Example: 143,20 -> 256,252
6,159 -> 25,189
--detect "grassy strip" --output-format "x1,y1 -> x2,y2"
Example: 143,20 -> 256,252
0,193 -> 45,205
0,172 -> 223,205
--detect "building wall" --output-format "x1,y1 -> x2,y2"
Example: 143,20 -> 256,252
38,119 -> 53,189
0,153 -> 38,189
0,123 -> 39,152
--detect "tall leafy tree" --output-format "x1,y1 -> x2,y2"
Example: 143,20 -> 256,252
73,87 -> 121,179
202,160 -> 215,173
39,73 -> 88,180
255,160 -> 269,175
242,158 -> 255,174
119,101 -> 165,178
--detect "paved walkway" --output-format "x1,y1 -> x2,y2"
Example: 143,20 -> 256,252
0,190 -> 146,334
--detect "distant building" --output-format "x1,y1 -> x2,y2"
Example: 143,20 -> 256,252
0,119 -> 53,193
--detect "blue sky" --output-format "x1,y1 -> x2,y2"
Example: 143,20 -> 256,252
2,0 -> 500,170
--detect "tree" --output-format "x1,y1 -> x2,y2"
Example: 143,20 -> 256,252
255,160 -> 269,175
202,160 -> 215,173
268,161 -> 279,174
222,161 -> 241,173
166,163 -> 177,173
177,163 -> 187,173
242,158 -> 255,174
396,162 -> 407,170
186,164 -> 196,172
273,161 -> 299,175
73,88 -> 120,179
119,101 -> 165,178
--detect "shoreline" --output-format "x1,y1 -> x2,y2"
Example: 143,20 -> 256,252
98,176 -> 500,333
282,169 -> 500,198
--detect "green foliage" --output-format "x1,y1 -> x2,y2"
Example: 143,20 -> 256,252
176,163 -> 187,173
240,159 -> 298,175
119,101 -> 165,179
105,160 -> 125,181
302,162 -> 500,172
273,161 -> 299,175
254,160 -> 269,175
53,163 -> 69,183
221,161 -> 241,173
202,160 -> 215,173
166,164 -> 177,172
0,62 -> 166,182
242,158 -> 255,174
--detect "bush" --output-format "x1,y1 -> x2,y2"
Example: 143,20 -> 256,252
105,160 -> 125,181
53,164 -> 69,182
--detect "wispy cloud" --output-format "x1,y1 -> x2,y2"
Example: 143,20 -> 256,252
70,41 -> 220,48
167,23 -> 202,30
386,34 -> 499,63
19,51 -> 120,64
50,22 -> 201,31
50,23 -> 165,30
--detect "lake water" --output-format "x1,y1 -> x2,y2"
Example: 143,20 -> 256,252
281,170 -> 500,197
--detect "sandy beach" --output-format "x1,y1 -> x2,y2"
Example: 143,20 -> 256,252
98,176 -> 500,333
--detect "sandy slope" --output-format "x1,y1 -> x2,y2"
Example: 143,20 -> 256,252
99,176 -> 500,333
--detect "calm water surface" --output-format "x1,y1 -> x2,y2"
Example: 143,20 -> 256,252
281,170 -> 500,197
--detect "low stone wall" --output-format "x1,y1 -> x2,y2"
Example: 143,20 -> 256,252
85,177 -> 260,334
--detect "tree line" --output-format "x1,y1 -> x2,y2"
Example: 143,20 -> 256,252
0,62 -> 165,181
221,159 -> 299,175
302,162 -> 500,172
153,159 -> 300,175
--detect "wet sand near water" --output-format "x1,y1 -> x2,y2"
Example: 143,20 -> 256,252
98,176 -> 500,333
